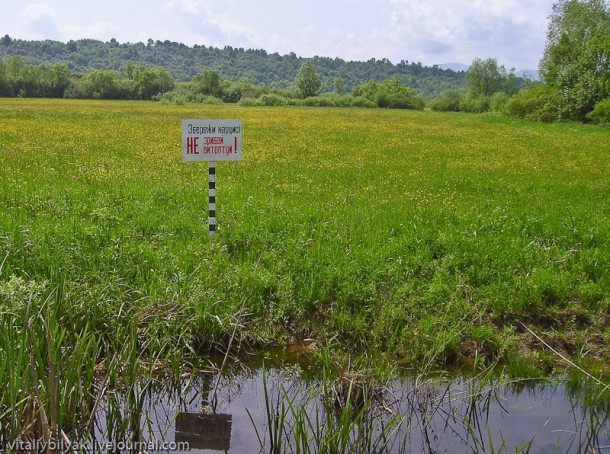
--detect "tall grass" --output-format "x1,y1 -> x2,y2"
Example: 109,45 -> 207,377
0,282 -> 100,443
252,363 -> 402,454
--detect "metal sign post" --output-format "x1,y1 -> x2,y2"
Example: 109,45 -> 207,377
182,119 -> 242,236
208,161 -> 216,235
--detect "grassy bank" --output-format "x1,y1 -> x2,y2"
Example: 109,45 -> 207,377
1,98 -> 608,368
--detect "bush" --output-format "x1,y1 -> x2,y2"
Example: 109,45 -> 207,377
302,95 -> 337,107
159,84 -> 222,104
490,92 -> 510,113
506,85 -> 560,122
351,96 -> 376,108
430,90 -> 462,112
238,97 -> 264,106
300,93 -> 358,107
586,99 -> 610,124
353,79 -> 425,110
459,94 -> 490,113
64,70 -> 134,100
259,93 -> 286,106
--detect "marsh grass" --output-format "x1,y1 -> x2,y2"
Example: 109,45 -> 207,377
251,354 -> 603,454
0,281 -> 178,445
252,362 -> 402,454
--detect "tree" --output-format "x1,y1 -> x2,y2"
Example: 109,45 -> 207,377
48,63 -> 72,97
295,62 -> 321,98
465,58 -> 505,97
540,0 -> 610,120
127,63 -> 174,99
334,77 -> 346,95
353,79 -> 425,109
192,69 -> 222,97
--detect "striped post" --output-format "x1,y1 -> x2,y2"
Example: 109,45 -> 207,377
209,161 -> 216,235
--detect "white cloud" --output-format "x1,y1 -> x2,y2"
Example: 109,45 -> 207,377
161,0 -> 260,47
373,0 -> 553,67
19,3 -> 60,39
162,0 -> 208,14
0,0 -> 553,70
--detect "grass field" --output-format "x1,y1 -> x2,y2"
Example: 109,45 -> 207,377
1,99 -> 609,436
1,98 -> 609,358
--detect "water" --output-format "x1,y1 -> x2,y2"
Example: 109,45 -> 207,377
88,353 -> 609,453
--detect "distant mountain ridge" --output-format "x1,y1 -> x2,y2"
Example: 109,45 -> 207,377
436,63 -> 469,72
0,36 -> 470,99
515,69 -> 540,81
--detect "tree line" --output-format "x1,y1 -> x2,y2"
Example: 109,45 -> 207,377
0,0 -> 607,122
0,55 -> 427,109
0,34 -> 464,99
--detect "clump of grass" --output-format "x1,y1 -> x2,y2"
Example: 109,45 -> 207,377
252,363 -> 402,454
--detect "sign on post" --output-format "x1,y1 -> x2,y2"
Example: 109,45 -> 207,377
182,119 -> 242,161
182,119 -> 242,235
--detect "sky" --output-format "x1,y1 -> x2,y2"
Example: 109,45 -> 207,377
0,0 -> 556,70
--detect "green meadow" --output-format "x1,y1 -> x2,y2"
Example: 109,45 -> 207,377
1,98 -> 609,361
1,98 -> 608,438
0,98 -> 607,369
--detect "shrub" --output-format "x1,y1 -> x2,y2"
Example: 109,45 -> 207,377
351,96 -> 376,108
302,95 -> 336,107
586,99 -> 610,124
490,92 -> 510,113
259,93 -> 286,106
238,97 -> 264,106
459,94 -> 490,113
353,79 -> 425,110
430,90 -> 462,112
300,93 -> 358,107
506,85 -> 560,122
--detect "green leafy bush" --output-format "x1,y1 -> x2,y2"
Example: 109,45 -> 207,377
353,79 -> 425,110
490,92 -> 510,113
430,90 -> 462,112
259,93 -> 286,106
586,98 -> 610,124
506,85 -> 560,122
459,94 -> 490,113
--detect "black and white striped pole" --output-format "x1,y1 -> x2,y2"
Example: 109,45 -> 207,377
182,119 -> 242,236
208,161 -> 216,235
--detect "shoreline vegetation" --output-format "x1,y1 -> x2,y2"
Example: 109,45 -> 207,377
0,98 -> 608,443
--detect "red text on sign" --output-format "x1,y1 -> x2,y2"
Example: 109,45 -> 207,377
186,137 -> 199,154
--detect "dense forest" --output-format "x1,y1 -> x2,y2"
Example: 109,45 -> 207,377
0,35 -> 465,98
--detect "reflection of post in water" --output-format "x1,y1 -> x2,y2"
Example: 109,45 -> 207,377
175,413 -> 232,451
175,372 -> 232,452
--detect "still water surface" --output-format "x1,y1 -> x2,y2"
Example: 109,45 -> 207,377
91,353 -> 609,453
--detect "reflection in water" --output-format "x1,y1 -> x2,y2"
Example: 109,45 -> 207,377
86,361 -> 609,453
175,413 -> 232,451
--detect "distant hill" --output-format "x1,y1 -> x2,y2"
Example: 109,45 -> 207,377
437,63 -> 469,72
515,69 -> 540,81
0,36 -> 466,99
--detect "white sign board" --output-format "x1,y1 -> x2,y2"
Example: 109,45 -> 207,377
182,119 -> 242,161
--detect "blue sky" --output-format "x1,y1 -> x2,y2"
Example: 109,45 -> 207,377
0,0 -> 555,70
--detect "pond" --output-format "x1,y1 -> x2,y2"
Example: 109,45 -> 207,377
87,350 -> 609,453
